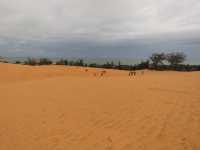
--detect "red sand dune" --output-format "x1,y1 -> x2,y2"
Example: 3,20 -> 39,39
0,63 -> 200,150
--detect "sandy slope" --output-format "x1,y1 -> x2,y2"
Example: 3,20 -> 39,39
0,63 -> 200,150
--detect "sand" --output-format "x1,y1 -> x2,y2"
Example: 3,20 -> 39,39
0,63 -> 200,150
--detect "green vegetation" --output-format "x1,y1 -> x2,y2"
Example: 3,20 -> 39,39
150,53 -> 165,68
15,61 -> 21,64
149,52 -> 190,71
56,59 -> 84,66
24,58 -> 52,66
11,51 -> 200,71
166,52 -> 186,66
38,58 -> 53,65
24,58 -> 37,66
56,59 -> 68,65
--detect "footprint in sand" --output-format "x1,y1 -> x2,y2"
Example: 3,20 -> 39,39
180,137 -> 193,150
58,113 -> 65,124
42,120 -> 47,125
105,136 -> 113,150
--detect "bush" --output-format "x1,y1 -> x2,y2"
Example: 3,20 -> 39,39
101,61 -> 115,69
39,58 -> 52,65
89,63 -> 98,68
15,61 -> 21,64
135,60 -> 149,70
24,58 -> 38,66
56,59 -> 68,65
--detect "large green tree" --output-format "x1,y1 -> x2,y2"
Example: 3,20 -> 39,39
166,52 -> 186,66
150,53 -> 165,68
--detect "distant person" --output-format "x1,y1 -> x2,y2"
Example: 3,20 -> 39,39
129,71 -> 136,76
100,70 -> 106,76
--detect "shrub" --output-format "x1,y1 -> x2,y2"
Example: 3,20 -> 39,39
39,58 -> 52,65
15,61 -> 21,64
56,59 -> 69,65
24,58 -> 38,66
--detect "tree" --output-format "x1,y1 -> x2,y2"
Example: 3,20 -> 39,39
150,53 -> 165,68
111,61 -> 114,68
137,60 -> 149,70
166,52 -> 186,66
15,61 -> 21,64
78,59 -> 84,66
118,61 -> 121,69
56,59 -> 65,65
64,60 -> 68,65
39,58 -> 52,65
24,58 -> 37,66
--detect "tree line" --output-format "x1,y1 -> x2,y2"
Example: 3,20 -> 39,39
14,52 -> 200,71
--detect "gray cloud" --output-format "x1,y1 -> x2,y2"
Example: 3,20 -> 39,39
0,0 -> 200,59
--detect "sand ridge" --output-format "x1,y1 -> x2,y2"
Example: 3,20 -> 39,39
0,63 -> 200,150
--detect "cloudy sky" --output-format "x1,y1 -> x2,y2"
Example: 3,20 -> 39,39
0,0 -> 200,59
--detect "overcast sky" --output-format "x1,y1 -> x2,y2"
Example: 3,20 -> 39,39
0,0 -> 200,59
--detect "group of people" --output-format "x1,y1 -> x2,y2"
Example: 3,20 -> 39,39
129,71 -> 136,76
84,68 -> 144,77
93,70 -> 107,77
129,71 -> 144,76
